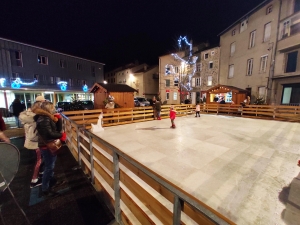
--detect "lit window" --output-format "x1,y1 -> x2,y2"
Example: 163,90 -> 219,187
173,92 -> 177,100
230,42 -> 236,56
228,65 -> 234,78
246,59 -> 253,75
38,55 -> 48,65
56,77 -> 61,83
207,76 -> 212,86
249,30 -> 256,48
263,22 -> 271,42
260,55 -> 268,73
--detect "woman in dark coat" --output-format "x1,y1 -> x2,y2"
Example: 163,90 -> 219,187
34,101 -> 66,197
11,98 -> 25,128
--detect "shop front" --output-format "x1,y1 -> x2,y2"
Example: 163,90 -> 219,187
205,84 -> 247,104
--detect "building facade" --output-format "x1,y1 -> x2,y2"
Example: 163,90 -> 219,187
0,38 -> 104,109
272,0 -> 300,105
104,63 -> 159,99
219,0 -> 280,103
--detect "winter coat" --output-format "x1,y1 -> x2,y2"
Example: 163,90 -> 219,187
170,109 -> 176,120
196,105 -> 200,112
33,108 -> 62,148
12,102 -> 26,117
155,101 -> 161,112
19,111 -> 38,149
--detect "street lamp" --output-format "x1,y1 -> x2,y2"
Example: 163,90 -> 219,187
103,80 -> 107,84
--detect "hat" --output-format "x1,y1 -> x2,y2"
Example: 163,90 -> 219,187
35,96 -> 46,102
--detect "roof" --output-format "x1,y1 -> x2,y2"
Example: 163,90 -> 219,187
206,84 -> 248,93
218,0 -> 271,36
90,83 -> 137,93
0,37 -> 105,65
134,65 -> 158,73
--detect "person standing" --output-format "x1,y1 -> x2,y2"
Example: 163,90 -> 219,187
19,96 -> 46,188
0,112 -> 10,143
195,103 -> 200,117
34,101 -> 66,197
11,98 -> 26,128
155,100 -> 161,120
170,105 -> 176,128
152,99 -> 157,120
105,100 -> 115,123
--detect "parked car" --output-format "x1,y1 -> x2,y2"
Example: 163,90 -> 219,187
78,100 -> 94,110
134,99 -> 140,107
55,100 -> 94,112
134,97 -> 150,106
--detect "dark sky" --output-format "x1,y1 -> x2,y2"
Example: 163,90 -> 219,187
0,0 -> 264,71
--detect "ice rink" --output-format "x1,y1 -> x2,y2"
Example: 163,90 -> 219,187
95,114 -> 300,225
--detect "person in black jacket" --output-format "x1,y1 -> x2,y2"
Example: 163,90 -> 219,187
34,101 -> 66,197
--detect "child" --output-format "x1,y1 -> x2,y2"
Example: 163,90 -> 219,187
195,103 -> 200,117
170,105 -> 176,128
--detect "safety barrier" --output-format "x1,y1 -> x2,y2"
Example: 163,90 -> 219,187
61,114 -> 236,225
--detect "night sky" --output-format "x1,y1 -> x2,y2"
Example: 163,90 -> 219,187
0,0 -> 264,71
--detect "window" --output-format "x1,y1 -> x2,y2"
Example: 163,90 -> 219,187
174,77 -> 179,86
56,77 -> 61,83
69,78 -> 73,86
240,19 -> 248,33
282,20 -> 290,39
246,59 -> 253,75
204,53 -> 209,60
166,92 -> 170,100
196,63 -> 202,72
228,65 -> 234,78
207,76 -> 212,86
34,74 -> 39,81
59,59 -> 66,68
38,55 -> 48,65
258,87 -> 266,99
174,66 -> 179,73
209,61 -> 213,69
260,55 -> 268,73
285,51 -> 298,73
211,51 -> 215,56
196,77 -> 201,86
165,79 -> 170,87
192,78 -> 195,87
15,51 -> 23,67
82,80 -> 86,85
264,22 -> 271,42
91,66 -> 95,77
165,66 -> 171,75
77,63 -> 82,71
249,30 -> 256,48
295,0 -> 300,13
77,79 -> 81,85
173,92 -> 178,100
232,29 -> 236,36
50,76 -> 54,84
266,5 -> 273,14
230,42 -> 236,56
291,22 -> 300,36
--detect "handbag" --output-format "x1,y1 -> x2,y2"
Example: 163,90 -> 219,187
46,139 -> 62,156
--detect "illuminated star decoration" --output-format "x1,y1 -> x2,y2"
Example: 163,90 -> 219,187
83,84 -> 88,92
57,81 -> 68,91
11,77 -> 38,89
0,78 -> 6,87
166,36 -> 198,91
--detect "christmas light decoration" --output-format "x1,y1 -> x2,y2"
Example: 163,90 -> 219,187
165,36 -> 198,92
0,78 -> 6,87
83,84 -> 88,92
57,81 -> 68,91
11,77 -> 38,89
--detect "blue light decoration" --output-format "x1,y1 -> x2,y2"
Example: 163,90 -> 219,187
166,36 -> 198,92
11,77 -> 38,89
0,78 -> 6,87
82,84 -> 88,92
57,81 -> 68,91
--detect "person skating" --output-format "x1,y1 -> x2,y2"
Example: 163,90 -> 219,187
195,103 -> 200,117
170,105 -> 176,128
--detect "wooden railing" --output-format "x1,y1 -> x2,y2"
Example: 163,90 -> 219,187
61,114 -> 236,225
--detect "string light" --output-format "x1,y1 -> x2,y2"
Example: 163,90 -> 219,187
11,77 -> 38,89
83,84 -> 88,92
57,81 -> 68,91
0,78 -> 5,87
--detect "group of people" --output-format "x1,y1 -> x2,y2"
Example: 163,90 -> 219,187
0,96 -> 67,197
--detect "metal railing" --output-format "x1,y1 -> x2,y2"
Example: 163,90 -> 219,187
61,113 -> 236,225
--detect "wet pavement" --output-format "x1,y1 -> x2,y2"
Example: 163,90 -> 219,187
1,135 -> 114,225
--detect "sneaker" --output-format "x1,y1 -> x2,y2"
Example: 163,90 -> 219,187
30,178 -> 42,188
42,190 -> 60,198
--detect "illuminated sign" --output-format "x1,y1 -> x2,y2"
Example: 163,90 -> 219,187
57,81 -> 68,91
11,78 -> 38,89
0,78 -> 6,87
83,84 -> 88,92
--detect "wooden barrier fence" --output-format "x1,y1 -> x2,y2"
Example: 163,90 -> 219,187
61,114 -> 236,225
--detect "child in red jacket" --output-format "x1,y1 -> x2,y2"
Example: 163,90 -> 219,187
170,105 -> 176,128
